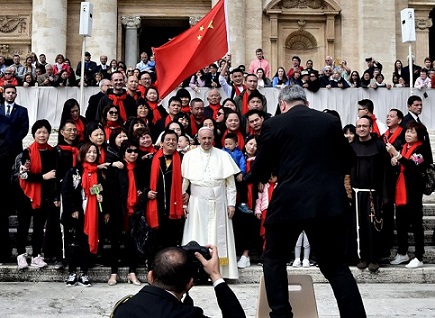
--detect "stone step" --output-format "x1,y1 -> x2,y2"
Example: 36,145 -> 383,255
423,203 -> 435,215
1,262 -> 435,284
392,231 -> 435,246
421,216 -> 435,231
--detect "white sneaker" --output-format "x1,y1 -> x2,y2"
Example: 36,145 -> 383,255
17,253 -> 28,269
405,258 -> 423,269
237,255 -> 250,268
390,253 -> 409,265
30,255 -> 48,268
302,259 -> 310,268
292,259 -> 301,267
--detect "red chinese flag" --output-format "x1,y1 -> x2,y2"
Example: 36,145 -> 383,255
153,0 -> 228,99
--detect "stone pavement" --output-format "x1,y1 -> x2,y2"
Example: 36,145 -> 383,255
0,281 -> 435,318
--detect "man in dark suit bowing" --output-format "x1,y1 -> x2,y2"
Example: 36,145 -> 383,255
113,244 -> 245,318
248,85 -> 366,318
0,84 -> 29,262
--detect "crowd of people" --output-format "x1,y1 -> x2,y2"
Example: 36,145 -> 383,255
0,48 -> 434,297
1,48 -> 435,92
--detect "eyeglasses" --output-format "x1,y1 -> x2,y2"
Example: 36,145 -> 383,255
4,72 -> 12,75
126,148 -> 139,154
217,112 -> 224,116
108,111 -> 118,115
64,128 -> 78,132
127,69 -> 134,72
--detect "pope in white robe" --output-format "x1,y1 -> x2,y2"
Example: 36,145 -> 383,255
181,127 -> 241,279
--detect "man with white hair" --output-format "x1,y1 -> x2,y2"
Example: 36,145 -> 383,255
181,127 -> 240,279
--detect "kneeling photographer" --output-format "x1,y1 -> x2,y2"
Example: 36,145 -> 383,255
112,243 -> 246,318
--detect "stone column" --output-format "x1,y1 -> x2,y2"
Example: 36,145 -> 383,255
87,0 -> 118,61
227,0 -> 245,67
414,12 -> 433,65
245,0 -> 263,69
121,16 -> 141,69
31,0 -> 67,63
357,1 -> 396,77
269,13 -> 279,74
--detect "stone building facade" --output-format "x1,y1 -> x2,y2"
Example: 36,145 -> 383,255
0,0 -> 434,80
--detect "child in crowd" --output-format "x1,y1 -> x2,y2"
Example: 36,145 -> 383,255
292,231 -> 311,268
222,133 -> 246,175
255,172 -> 278,250
222,133 -> 247,211
177,134 -> 193,154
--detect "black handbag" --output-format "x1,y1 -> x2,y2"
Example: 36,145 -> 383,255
130,215 -> 150,256
422,164 -> 435,195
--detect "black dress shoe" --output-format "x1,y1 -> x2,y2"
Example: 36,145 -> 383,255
368,262 -> 379,272
356,260 -> 368,269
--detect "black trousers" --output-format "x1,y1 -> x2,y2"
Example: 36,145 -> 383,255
63,216 -> 89,274
16,199 -> 49,256
262,216 -> 366,318
396,195 -> 425,260
108,215 -> 139,274
43,205 -> 63,261
0,156 -> 14,261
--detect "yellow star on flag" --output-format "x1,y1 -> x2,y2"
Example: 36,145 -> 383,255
199,26 -> 204,31
208,20 -> 214,29
197,34 -> 202,41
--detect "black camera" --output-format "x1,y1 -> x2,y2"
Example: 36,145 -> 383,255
181,241 -> 211,284
181,241 -> 211,259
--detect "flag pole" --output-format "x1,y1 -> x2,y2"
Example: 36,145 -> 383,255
224,0 -> 230,54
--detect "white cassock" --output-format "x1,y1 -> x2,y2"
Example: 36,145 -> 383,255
181,146 -> 240,279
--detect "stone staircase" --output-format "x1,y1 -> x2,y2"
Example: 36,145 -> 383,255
1,131 -> 435,284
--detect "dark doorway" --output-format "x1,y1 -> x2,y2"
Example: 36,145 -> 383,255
430,8 -> 435,61
139,18 -> 191,57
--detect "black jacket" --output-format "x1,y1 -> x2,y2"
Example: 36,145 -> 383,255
113,283 -> 245,318
249,105 -> 355,224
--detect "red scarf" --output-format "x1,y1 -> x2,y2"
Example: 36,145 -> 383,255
148,101 -> 162,124
137,85 -> 146,98
73,118 -> 85,142
234,84 -> 246,96
19,142 -> 53,209
98,147 -> 106,164
181,105 -> 190,113
246,158 -> 254,209
104,121 -> 120,140
82,162 -> 100,254
221,130 -> 245,151
146,149 -> 183,228
209,104 -> 221,119
58,145 -> 79,167
241,92 -> 249,115
189,114 -> 204,136
126,162 -> 138,216
260,181 -> 277,237
383,126 -> 403,146
140,145 -> 157,154
369,114 -> 381,137
108,92 -> 128,122
395,141 -> 422,206
164,115 -> 173,127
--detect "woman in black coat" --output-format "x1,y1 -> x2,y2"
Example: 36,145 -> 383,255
386,122 -> 430,268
